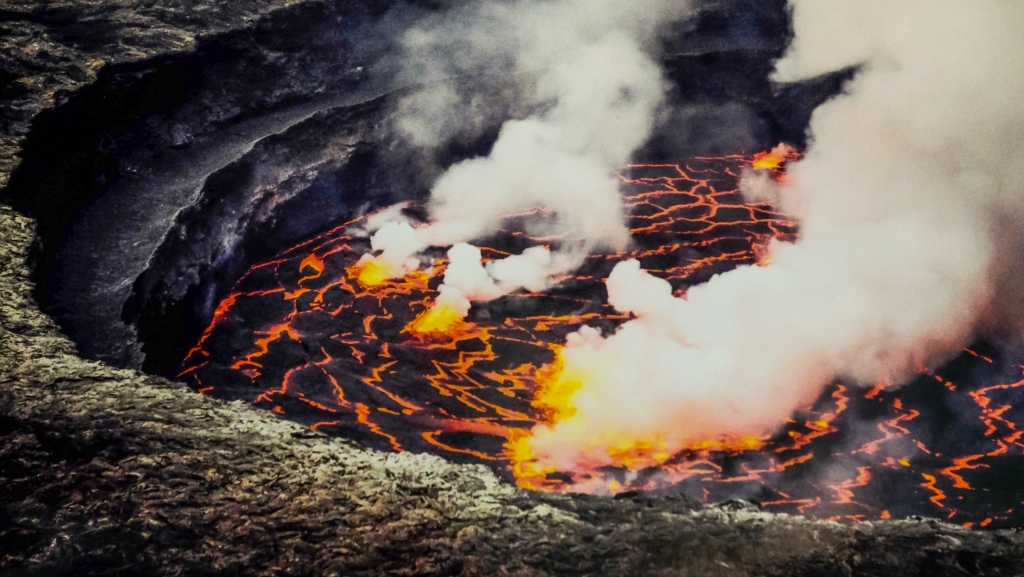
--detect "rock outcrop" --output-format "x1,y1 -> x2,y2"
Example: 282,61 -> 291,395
1,1 -> 1023,575
0,0 -> 313,189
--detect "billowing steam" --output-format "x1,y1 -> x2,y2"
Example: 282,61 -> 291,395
521,1 -> 1024,474
361,0 -> 694,314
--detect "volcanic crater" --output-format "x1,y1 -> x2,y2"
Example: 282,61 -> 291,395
7,0 -> 1024,527
3,0 -> 1024,574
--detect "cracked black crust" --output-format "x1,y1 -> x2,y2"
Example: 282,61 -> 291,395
1,0 -> 1023,573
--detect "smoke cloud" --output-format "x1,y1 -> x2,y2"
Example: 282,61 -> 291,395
362,0 -> 695,310
353,220 -> 426,280
525,1 -> 1024,473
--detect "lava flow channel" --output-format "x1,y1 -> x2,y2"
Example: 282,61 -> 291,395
180,153 -> 1024,528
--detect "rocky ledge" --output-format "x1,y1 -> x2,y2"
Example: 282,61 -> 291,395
2,207 -> 1024,577
0,0 -> 321,189
2,0 -> 1024,575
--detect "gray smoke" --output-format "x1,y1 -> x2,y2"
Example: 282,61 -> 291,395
522,1 -> 1024,475
364,0 -> 696,312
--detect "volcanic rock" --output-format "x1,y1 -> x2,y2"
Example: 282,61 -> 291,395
1,0 -> 1023,575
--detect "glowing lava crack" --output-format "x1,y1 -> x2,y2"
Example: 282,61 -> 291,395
181,154 -> 1024,528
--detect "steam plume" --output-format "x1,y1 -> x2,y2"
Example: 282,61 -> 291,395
363,0 -> 694,307
524,1 -> 1024,474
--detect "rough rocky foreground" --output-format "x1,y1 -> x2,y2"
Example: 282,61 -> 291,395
2,0 -> 1024,574
2,207 -> 1024,577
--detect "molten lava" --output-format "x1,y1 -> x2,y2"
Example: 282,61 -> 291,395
353,260 -> 391,287
180,152 -> 1024,528
406,304 -> 467,337
530,346 -> 584,422
751,143 -> 797,170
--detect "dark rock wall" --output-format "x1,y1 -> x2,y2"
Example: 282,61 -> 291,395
124,101 -> 389,376
1,0 -> 393,368
0,0 -> 307,188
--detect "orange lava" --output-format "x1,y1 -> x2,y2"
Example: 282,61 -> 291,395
405,304 -> 467,337
752,143 -> 798,170
179,152 -> 1024,527
349,259 -> 396,287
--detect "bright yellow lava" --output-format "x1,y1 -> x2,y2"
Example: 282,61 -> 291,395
687,436 -> 764,453
406,304 -> 465,336
607,439 -> 673,471
752,153 -> 784,170
531,348 -> 585,421
506,346 -> 766,490
506,428 -> 558,491
357,260 -> 392,286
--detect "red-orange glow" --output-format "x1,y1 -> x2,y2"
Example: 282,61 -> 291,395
300,254 -> 324,275
752,143 -> 797,170
921,473 -> 947,508
179,154 -> 1024,528
505,344 -> 767,488
356,403 -> 403,452
527,346 -> 583,422
423,431 -> 500,461
506,429 -> 558,492
349,259 -> 393,287
829,467 -> 872,505
687,436 -> 765,454
405,304 -> 467,337
606,439 -> 675,471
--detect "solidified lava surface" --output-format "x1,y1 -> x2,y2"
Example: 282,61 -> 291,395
181,155 -> 1024,529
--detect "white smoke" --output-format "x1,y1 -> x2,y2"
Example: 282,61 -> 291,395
439,243 -> 504,305
433,243 -> 561,316
488,246 -> 557,293
363,0 -> 694,312
353,220 -> 426,278
526,1 -> 1024,472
